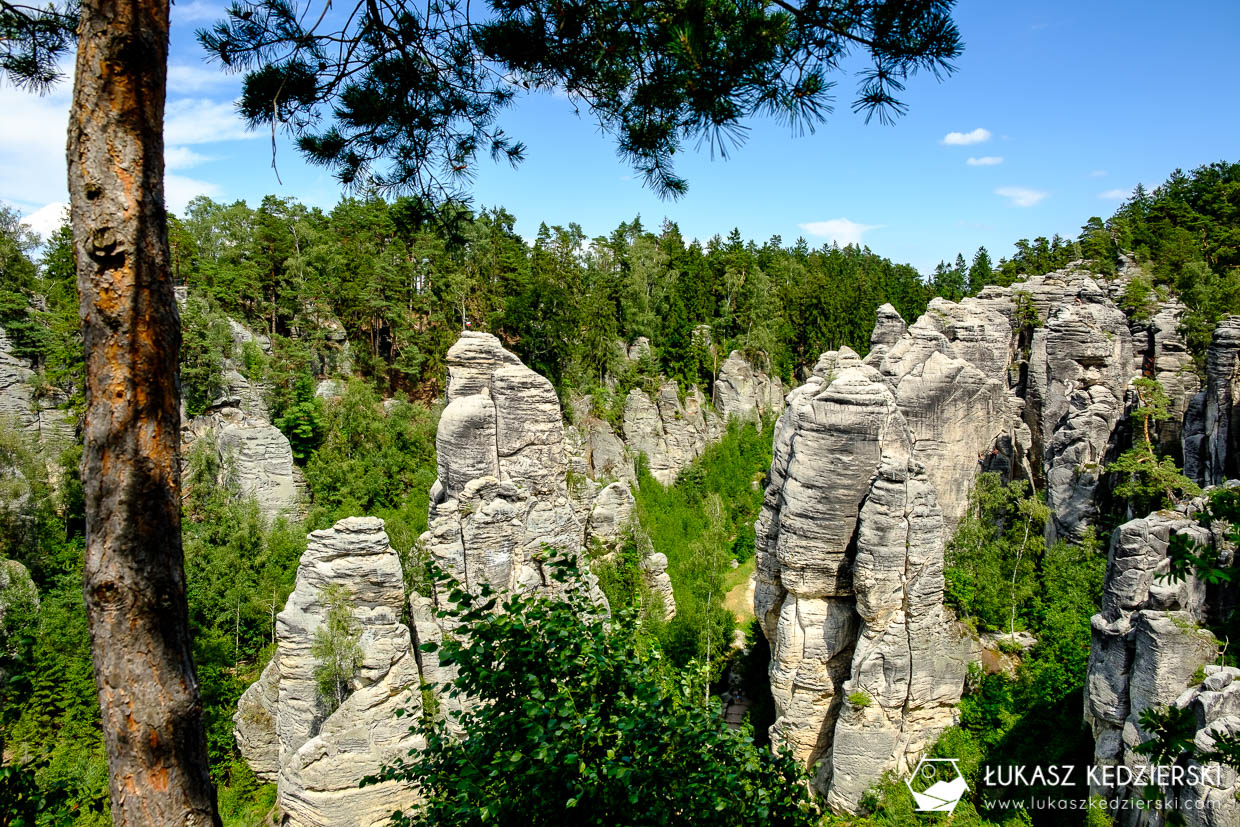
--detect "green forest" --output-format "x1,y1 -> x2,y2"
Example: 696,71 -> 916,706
1,160 -> 1239,825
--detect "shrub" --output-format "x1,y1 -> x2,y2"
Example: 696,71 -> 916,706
367,556 -> 820,826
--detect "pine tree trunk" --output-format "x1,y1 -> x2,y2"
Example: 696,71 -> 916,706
67,0 -> 220,821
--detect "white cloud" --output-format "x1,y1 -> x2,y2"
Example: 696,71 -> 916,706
995,187 -> 1048,207
167,63 -> 237,95
1098,188 -> 1132,200
1088,170 -> 1108,178
20,202 -> 68,240
966,156 -> 1004,166
0,76 -> 72,209
797,218 -> 884,247
165,175 -> 221,215
165,98 -> 256,145
941,128 -> 991,146
166,146 -> 211,170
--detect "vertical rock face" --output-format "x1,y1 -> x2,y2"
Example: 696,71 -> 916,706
640,552 -> 677,621
1185,318 -> 1240,486
234,517 -> 424,827
755,266 -> 1188,811
713,350 -> 787,422
586,481 -> 636,547
1084,498 -> 1239,827
0,328 -> 76,449
1134,301 -> 1201,461
419,332 -> 586,595
1022,282 -> 1134,542
182,407 -> 303,521
828,457 -> 970,813
622,382 -> 724,486
754,352 -> 970,811
868,297 -> 1014,535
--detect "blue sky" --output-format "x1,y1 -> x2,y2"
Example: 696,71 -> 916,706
2,0 -> 1237,273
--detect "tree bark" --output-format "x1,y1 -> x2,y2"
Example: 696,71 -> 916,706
67,0 -> 220,822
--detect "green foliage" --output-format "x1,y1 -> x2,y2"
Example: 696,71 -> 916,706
1012,290 -> 1041,331
201,2 -> 961,200
215,758 -> 277,826
1163,486 -> 1240,586
181,441 -> 308,772
0,205 -> 48,360
303,380 -> 438,525
0,0 -> 77,92
1106,378 -> 1200,515
589,533 -> 647,615
848,691 -> 872,709
887,474 -> 1110,823
633,420 -> 772,675
311,584 -> 363,713
180,295 -> 235,416
1134,705 -> 1199,766
947,475 -> 1052,635
0,214 -> 83,413
273,375 -> 325,461
1119,275 -> 1158,320
367,555 -> 820,826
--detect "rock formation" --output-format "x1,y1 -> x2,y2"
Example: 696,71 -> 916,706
182,407 -> 303,521
754,349 -> 971,811
1133,301 -> 1200,460
640,552 -> 676,621
1184,318 -> 1240,486
176,309 -> 305,521
586,481 -> 636,547
1085,496 -> 1240,827
234,517 -> 424,826
622,382 -> 724,486
753,264 -> 1203,811
0,328 -> 75,449
418,332 -> 588,596
865,297 -> 1013,535
713,350 -> 786,422
971,270 -> 1138,542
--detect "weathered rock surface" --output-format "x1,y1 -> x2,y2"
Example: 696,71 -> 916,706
754,355 -> 969,811
996,273 -> 1135,541
182,407 -> 302,521
235,517 -> 424,826
754,266 -> 1194,811
419,332 -> 590,597
1133,301 -> 1200,460
622,382 -> 724,485
1084,496 -> 1239,826
867,296 -> 1013,534
640,552 -> 676,621
587,481 -> 636,547
0,328 -> 75,449
714,350 -> 786,422
1186,317 -> 1240,486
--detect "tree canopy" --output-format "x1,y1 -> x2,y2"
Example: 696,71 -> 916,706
198,0 -> 962,199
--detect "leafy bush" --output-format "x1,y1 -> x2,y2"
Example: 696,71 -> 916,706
848,691 -> 872,709
367,556 -> 821,826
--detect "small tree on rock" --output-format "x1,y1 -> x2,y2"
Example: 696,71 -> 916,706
311,584 -> 363,713
1107,377 -> 1200,515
